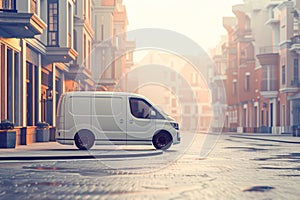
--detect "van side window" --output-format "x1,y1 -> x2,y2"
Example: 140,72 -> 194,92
129,98 -> 164,119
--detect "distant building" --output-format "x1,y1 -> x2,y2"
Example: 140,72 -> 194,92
125,51 -> 212,132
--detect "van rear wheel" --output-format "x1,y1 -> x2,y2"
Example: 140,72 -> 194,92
152,131 -> 172,150
74,130 -> 95,150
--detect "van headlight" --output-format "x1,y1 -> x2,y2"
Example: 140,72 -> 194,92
170,122 -> 179,130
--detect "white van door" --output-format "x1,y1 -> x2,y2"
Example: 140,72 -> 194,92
126,97 -> 156,144
92,95 -> 127,144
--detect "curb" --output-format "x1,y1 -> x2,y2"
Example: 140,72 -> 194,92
230,135 -> 300,144
0,150 -> 163,161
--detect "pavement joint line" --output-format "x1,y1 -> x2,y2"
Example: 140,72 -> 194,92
230,135 -> 300,144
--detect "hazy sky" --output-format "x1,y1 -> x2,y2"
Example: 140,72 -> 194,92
123,0 -> 244,52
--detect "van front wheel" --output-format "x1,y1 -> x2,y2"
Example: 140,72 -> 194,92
152,131 -> 172,150
74,130 -> 95,150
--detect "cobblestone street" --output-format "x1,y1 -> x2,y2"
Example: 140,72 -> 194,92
1,133 -> 300,199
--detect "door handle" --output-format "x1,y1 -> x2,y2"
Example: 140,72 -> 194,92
120,119 -> 124,124
129,119 -> 133,124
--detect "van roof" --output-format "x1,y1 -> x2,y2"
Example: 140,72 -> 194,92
63,91 -> 145,98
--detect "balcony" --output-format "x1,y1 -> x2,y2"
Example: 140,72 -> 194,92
256,46 -> 279,66
265,17 -> 279,26
233,29 -> 253,42
223,17 -> 236,31
290,35 -> 300,54
97,78 -> 117,86
0,0 -> 46,38
232,4 -> 249,16
212,75 -> 227,82
0,12 -> 46,38
65,64 -> 92,81
42,47 -> 78,65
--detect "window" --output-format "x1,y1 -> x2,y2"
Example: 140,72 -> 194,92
129,98 -> 164,119
233,80 -> 237,96
68,2 -> 72,48
282,105 -> 286,126
7,48 -> 13,122
83,34 -> 86,67
254,106 -> 257,127
0,0 -> 16,11
74,0 -> 77,15
101,16 -> 104,41
83,0 -> 86,19
282,65 -> 286,85
294,58 -> 299,85
48,0 -> 59,46
88,40 -> 91,70
261,110 -> 264,126
243,108 -> 247,127
245,73 -> 250,91
0,44 -> 6,120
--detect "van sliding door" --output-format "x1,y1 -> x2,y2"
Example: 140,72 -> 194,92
92,96 -> 126,144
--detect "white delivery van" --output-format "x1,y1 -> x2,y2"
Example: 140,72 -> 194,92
56,91 -> 180,150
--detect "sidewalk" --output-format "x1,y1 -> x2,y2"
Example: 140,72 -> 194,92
0,142 -> 163,161
229,133 -> 300,144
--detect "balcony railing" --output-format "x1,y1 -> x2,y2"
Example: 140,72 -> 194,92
291,35 -> 300,44
0,0 -> 16,12
291,79 -> 300,87
259,46 -> 279,54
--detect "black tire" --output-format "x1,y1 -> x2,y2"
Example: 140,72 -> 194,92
152,131 -> 173,150
74,130 -> 95,150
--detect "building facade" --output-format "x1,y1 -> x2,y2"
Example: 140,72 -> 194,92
212,0 -> 300,134
0,0 -> 132,145
92,0 -> 134,91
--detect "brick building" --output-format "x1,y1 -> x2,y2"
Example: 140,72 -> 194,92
211,0 -> 300,134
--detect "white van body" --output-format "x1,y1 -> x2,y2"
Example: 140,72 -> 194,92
56,91 -> 180,150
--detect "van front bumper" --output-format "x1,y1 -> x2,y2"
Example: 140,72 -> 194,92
173,131 -> 181,145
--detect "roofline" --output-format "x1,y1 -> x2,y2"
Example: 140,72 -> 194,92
63,91 -> 145,98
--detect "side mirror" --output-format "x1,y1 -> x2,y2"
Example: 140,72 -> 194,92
150,110 -> 156,117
